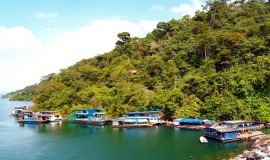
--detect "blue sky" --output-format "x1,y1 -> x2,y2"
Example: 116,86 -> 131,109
0,0 -> 205,93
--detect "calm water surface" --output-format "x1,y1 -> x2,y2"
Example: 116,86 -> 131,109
0,98 -> 262,160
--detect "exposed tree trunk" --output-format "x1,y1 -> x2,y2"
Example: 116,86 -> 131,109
204,46 -> 208,61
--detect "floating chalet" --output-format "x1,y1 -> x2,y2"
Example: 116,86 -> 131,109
173,118 -> 215,130
68,108 -> 110,125
112,110 -> 164,128
11,106 -> 27,117
18,110 -> 50,123
38,111 -> 63,122
203,120 -> 264,142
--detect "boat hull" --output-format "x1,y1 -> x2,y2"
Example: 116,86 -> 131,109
69,119 -> 111,125
18,120 -> 49,124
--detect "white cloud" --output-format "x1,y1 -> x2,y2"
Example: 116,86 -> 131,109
0,26 -> 41,51
38,28 -> 62,33
148,5 -> 164,12
139,20 -> 159,33
171,0 -> 203,17
34,12 -> 58,19
0,19 -> 159,93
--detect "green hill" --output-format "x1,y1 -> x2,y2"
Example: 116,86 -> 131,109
5,1 -> 270,121
1,84 -> 37,101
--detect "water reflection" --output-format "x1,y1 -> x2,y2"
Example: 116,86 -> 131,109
18,122 -> 62,132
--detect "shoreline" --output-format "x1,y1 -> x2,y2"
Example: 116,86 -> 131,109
230,134 -> 270,160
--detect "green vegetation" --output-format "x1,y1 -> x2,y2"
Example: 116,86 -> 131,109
5,1 -> 270,121
1,85 -> 37,101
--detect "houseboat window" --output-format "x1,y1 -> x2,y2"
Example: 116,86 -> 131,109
95,114 -> 103,118
82,110 -> 87,113
77,115 -> 88,118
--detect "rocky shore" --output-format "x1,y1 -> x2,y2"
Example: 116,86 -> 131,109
230,135 -> 270,160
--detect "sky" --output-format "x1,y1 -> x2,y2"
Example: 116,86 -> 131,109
0,0 -> 205,94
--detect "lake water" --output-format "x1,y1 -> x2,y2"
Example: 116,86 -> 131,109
0,98 -> 260,160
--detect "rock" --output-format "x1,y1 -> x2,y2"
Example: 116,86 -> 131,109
255,139 -> 261,144
252,143 -> 261,149
254,151 -> 266,158
246,152 -> 256,159
262,148 -> 268,153
243,150 -> 251,157
264,140 -> 270,145
231,134 -> 270,160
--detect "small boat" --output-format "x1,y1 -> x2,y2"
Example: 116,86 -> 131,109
10,106 -> 27,117
200,136 -> 208,144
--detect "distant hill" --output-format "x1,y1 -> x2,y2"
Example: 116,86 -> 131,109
1,84 -> 38,101
5,1 -> 270,121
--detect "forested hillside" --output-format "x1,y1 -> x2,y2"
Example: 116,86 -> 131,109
1,85 -> 37,101
6,1 -> 270,121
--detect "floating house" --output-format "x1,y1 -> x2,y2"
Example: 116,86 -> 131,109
38,111 -> 63,122
203,120 -> 263,142
112,110 -> 164,128
68,108 -> 110,125
173,118 -> 215,130
18,110 -> 50,123
11,106 -> 27,117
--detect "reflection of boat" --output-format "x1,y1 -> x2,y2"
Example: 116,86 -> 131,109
18,110 -> 49,123
10,106 -> 27,117
112,110 -> 164,128
199,136 -> 208,144
68,108 -> 110,125
204,120 -> 263,142
39,111 -> 63,122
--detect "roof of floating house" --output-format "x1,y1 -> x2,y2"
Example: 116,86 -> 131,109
206,120 -> 260,133
222,120 -> 259,125
206,125 -> 238,133
174,118 -> 215,124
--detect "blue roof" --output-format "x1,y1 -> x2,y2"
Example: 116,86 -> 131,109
174,118 -> 215,124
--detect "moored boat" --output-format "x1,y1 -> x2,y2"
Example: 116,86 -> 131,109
68,108 -> 110,125
200,136 -> 208,144
10,106 -> 27,117
39,111 -> 63,122
203,120 -> 263,142
112,110 -> 164,128
18,110 -> 50,123
173,118 -> 215,130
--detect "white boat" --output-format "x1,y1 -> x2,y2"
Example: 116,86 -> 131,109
39,111 -> 63,122
11,106 -> 27,117
200,136 -> 208,144
112,111 -> 164,128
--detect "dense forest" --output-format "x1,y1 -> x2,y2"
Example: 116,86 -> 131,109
4,0 -> 270,121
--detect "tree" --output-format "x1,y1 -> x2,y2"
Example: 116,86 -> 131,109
116,32 -> 130,46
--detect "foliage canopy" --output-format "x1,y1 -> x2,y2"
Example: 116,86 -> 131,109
5,1 -> 270,121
